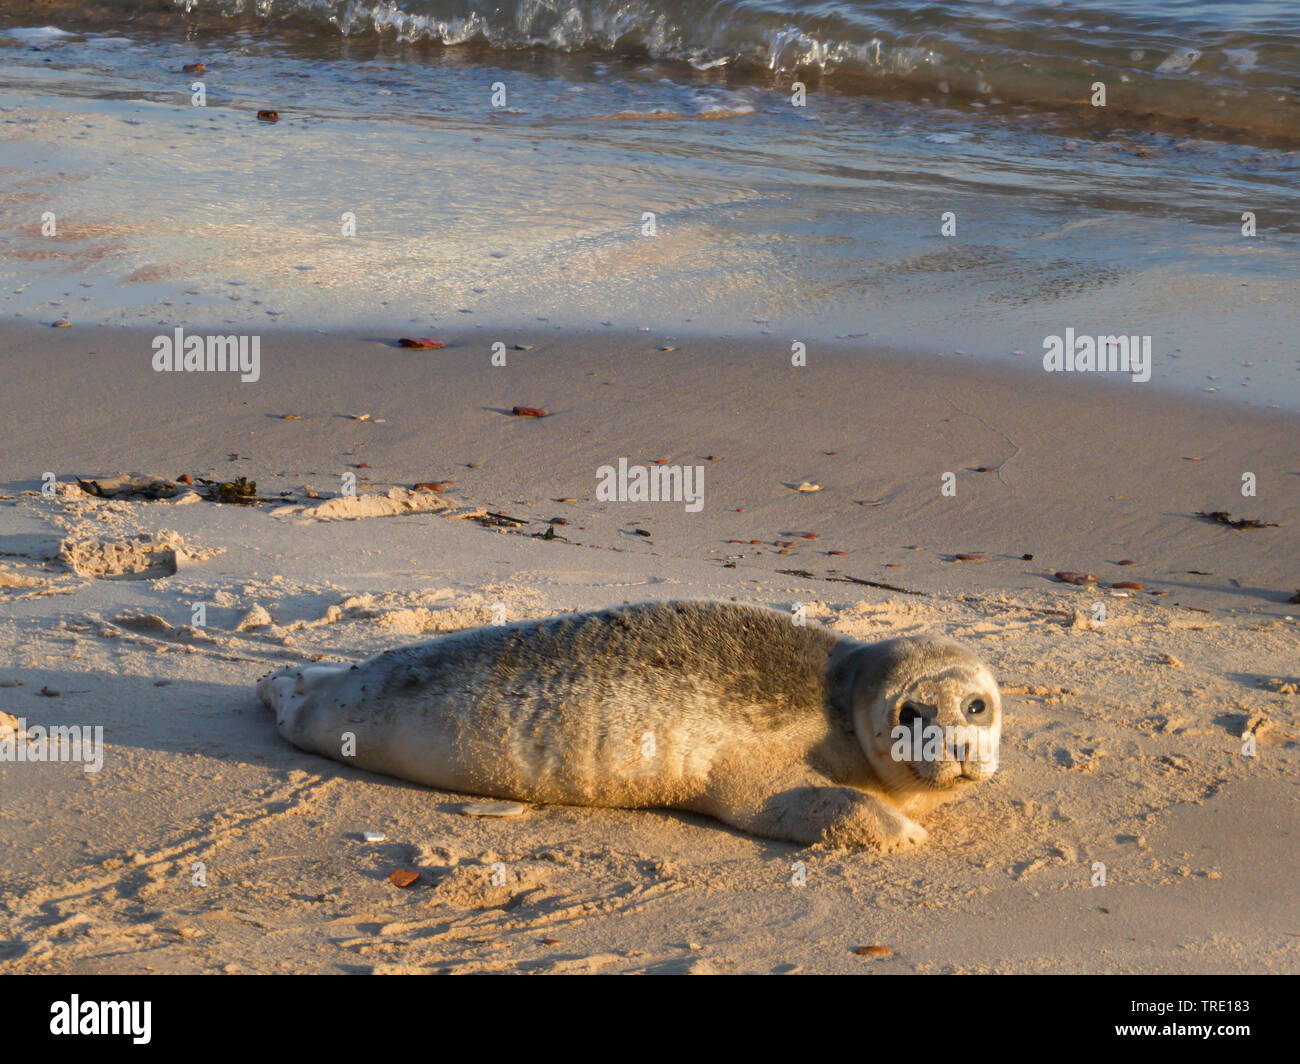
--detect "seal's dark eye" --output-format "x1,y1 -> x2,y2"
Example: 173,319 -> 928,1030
899,703 -> 923,727
966,698 -> 986,716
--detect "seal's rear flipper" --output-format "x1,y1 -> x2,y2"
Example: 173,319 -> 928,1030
257,662 -> 353,734
256,665 -> 297,711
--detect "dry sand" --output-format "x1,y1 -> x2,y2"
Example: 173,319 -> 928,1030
0,322 -> 1296,974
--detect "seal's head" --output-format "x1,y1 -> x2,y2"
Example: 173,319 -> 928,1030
848,636 -> 1001,795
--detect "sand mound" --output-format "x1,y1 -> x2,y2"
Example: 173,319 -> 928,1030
374,606 -> 492,635
58,531 -> 222,579
236,605 -> 273,631
287,488 -> 455,522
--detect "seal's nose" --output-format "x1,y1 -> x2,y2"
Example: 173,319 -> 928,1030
899,701 -> 936,727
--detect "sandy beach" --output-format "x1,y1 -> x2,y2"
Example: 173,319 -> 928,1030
2,0 -> 1299,984
1,322 -> 1296,974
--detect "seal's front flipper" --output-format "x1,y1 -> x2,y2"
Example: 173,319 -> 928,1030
700,763 -> 926,850
820,793 -> 929,851
752,785 -> 928,850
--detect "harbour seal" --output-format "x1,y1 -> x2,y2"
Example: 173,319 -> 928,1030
256,601 -> 1001,849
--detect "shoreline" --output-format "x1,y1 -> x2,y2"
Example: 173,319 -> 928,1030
5,39 -> 1299,410
5,0 -> 1300,147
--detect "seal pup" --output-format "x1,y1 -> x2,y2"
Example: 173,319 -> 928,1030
256,601 -> 1000,849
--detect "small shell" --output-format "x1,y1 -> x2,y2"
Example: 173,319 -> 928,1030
456,800 -> 526,818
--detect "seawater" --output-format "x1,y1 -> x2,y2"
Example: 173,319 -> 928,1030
0,1 -> 1297,406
